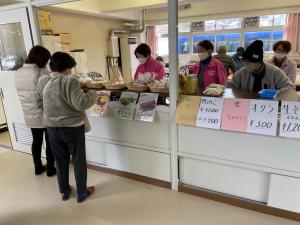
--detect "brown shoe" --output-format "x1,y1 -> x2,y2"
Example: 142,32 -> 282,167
77,186 -> 95,203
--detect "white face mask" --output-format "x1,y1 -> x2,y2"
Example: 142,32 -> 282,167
244,63 -> 258,73
274,52 -> 287,60
138,58 -> 147,64
198,52 -> 209,61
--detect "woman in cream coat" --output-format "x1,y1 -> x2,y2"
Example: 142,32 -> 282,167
15,46 -> 56,176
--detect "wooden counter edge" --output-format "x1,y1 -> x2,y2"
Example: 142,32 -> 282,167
179,183 -> 300,222
87,163 -> 171,189
87,163 -> 300,221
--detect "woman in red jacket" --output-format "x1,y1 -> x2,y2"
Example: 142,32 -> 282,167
189,40 -> 227,89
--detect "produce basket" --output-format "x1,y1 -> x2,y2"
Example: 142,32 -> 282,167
148,84 -> 169,93
126,82 -> 149,92
86,81 -> 105,89
104,82 -> 127,90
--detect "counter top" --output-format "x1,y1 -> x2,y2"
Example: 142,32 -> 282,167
222,88 -> 260,99
193,88 -> 300,101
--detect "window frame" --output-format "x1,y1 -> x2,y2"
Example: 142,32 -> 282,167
155,14 -> 286,56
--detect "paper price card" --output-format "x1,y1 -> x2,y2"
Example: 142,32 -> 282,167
221,98 -> 250,132
247,100 -> 278,136
279,101 -> 300,139
135,93 -> 159,123
196,97 -> 224,130
90,91 -> 111,117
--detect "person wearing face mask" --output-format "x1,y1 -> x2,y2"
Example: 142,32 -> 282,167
232,47 -> 246,71
226,40 -> 295,91
189,40 -> 227,89
266,40 -> 297,84
134,43 -> 165,81
37,52 -> 98,203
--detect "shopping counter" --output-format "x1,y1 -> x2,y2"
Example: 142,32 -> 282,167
84,89 -> 171,186
177,89 -> 300,213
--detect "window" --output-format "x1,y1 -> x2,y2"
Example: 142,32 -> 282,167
216,18 -> 241,30
216,33 -> 241,52
155,14 -> 286,56
192,35 -> 215,53
178,36 -> 190,54
205,20 -> 216,31
156,24 -> 169,56
156,24 -> 168,36
259,14 -> 286,27
0,23 -> 26,71
244,31 -> 272,51
244,30 -> 284,51
259,15 -> 273,27
157,37 -> 168,56
274,14 -> 286,26
178,23 -> 191,33
272,30 -> 284,44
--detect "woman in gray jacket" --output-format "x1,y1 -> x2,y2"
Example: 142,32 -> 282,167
15,46 -> 56,176
38,52 -> 98,203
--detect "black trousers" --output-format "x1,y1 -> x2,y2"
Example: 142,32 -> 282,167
31,128 -> 55,169
47,126 -> 87,195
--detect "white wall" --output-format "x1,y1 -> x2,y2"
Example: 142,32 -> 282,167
47,9 -> 124,78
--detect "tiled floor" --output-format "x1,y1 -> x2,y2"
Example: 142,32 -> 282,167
0,148 -> 299,225
0,131 -> 11,148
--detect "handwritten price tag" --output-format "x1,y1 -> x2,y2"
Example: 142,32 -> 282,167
247,100 -> 278,136
196,97 -> 224,129
221,98 -> 250,132
279,101 -> 300,139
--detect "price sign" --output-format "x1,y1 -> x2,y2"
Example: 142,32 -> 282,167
221,98 -> 250,132
247,100 -> 278,136
196,97 -> 224,130
279,101 -> 300,139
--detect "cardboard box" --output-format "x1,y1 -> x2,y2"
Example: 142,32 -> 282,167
51,36 -> 61,52
54,33 -> 72,44
61,44 -> 71,52
38,11 -> 53,35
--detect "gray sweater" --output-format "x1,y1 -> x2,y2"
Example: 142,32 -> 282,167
37,75 -> 98,127
226,63 -> 295,91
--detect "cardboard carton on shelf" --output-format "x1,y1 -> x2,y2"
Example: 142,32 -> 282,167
54,33 -> 72,44
61,44 -> 71,52
42,35 -> 62,54
38,11 -> 53,35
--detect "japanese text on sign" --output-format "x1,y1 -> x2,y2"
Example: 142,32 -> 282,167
221,99 -> 250,132
247,100 -> 278,136
280,101 -> 300,139
196,97 -> 224,130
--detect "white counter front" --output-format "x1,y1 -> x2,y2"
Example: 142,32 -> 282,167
178,125 -> 300,212
85,105 -> 171,182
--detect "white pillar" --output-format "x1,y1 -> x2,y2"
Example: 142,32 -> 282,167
168,0 -> 179,191
27,2 -> 42,45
